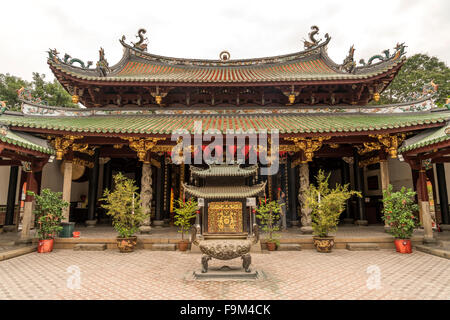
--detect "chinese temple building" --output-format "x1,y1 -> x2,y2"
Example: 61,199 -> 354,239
1,26 -> 449,242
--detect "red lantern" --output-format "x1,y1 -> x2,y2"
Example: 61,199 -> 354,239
215,145 -> 223,158
241,145 -> 251,157
228,144 -> 236,155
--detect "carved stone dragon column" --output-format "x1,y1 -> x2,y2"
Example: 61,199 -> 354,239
140,163 -> 153,234
299,163 -> 313,234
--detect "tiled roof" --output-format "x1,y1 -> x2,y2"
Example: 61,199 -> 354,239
183,182 -> 266,199
48,40 -> 405,84
399,123 -> 450,153
190,164 -> 258,178
0,112 -> 448,135
0,126 -> 55,155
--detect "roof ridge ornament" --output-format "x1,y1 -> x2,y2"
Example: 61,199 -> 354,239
132,28 -> 148,52
96,47 -> 110,77
219,51 -> 231,61
340,45 -> 356,73
359,42 -> 407,66
303,25 -> 330,50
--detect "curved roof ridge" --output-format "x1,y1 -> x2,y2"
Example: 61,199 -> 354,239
118,36 -> 332,68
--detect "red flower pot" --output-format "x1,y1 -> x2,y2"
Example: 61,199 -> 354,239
72,231 -> 80,238
394,239 -> 412,254
37,239 -> 54,253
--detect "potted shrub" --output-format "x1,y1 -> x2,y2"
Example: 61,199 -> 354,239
101,173 -> 148,253
382,184 -> 419,253
306,170 -> 361,253
28,189 -> 69,253
255,200 -> 282,251
173,198 -> 198,251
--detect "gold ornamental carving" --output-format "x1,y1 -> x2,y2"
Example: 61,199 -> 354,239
369,133 -> 406,158
51,135 -> 83,160
284,136 -> 331,163
72,143 -> 95,156
357,142 -> 381,155
122,137 -> 166,163
358,156 -> 380,168
208,201 -> 243,233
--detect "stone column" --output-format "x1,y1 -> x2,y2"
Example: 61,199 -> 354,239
20,170 -> 38,240
140,162 -> 152,233
4,166 -> 19,229
418,169 -> 434,243
436,163 -> 449,225
353,151 -> 368,226
341,159 -> 353,224
299,163 -> 313,234
86,148 -> 100,227
153,158 -> 165,228
62,161 -> 73,223
379,157 -> 390,230
287,158 -> 298,225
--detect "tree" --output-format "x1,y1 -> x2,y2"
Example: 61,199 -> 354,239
374,54 -> 449,106
0,74 -> 30,110
0,72 -> 78,111
372,53 -> 450,106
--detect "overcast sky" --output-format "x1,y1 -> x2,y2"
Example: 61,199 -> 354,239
0,0 -> 448,81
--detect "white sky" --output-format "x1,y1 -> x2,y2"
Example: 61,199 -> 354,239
0,0 -> 448,81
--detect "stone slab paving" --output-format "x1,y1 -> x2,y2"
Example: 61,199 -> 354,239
0,249 -> 449,300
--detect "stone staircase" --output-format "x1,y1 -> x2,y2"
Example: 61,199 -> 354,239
415,240 -> 450,259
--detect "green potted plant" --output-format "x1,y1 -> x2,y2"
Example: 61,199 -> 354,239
28,189 -> 69,253
382,184 -> 419,253
173,198 -> 198,251
100,172 -> 148,253
255,200 -> 282,251
306,170 -> 361,253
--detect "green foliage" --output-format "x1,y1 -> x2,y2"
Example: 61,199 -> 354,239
373,54 -> 450,106
0,72 -> 78,111
173,198 -> 198,240
100,172 -> 148,238
28,189 -> 69,240
306,170 -> 361,237
255,200 -> 282,245
382,184 -> 419,239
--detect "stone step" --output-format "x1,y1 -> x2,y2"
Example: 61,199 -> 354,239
437,240 -> 450,249
278,243 -> 302,251
0,240 -> 16,246
346,243 -> 380,251
415,244 -> 450,259
73,244 -> 107,251
152,243 -> 176,251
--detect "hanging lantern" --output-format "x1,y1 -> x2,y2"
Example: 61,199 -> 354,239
288,94 -> 296,104
373,93 -> 380,102
72,95 -> 79,104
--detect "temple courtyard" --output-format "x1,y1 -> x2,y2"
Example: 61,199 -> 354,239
0,244 -> 449,300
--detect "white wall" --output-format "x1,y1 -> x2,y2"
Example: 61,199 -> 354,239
0,166 -> 23,206
41,160 -> 89,202
388,158 -> 414,191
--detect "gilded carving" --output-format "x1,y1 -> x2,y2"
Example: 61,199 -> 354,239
285,136 -> 331,163
369,133 -> 406,158
123,137 -> 165,163
51,135 -> 83,160
208,202 -> 243,233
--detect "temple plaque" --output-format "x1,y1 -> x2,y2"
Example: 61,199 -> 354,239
208,201 -> 243,233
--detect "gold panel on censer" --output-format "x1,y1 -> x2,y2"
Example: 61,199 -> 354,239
208,201 -> 243,233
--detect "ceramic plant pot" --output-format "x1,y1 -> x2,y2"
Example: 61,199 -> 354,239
394,239 -> 412,254
313,236 -> 335,253
37,239 -> 54,253
116,236 -> 137,253
266,242 -> 277,251
178,240 -> 189,251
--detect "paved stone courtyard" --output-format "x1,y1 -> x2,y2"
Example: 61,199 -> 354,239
0,249 -> 449,300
